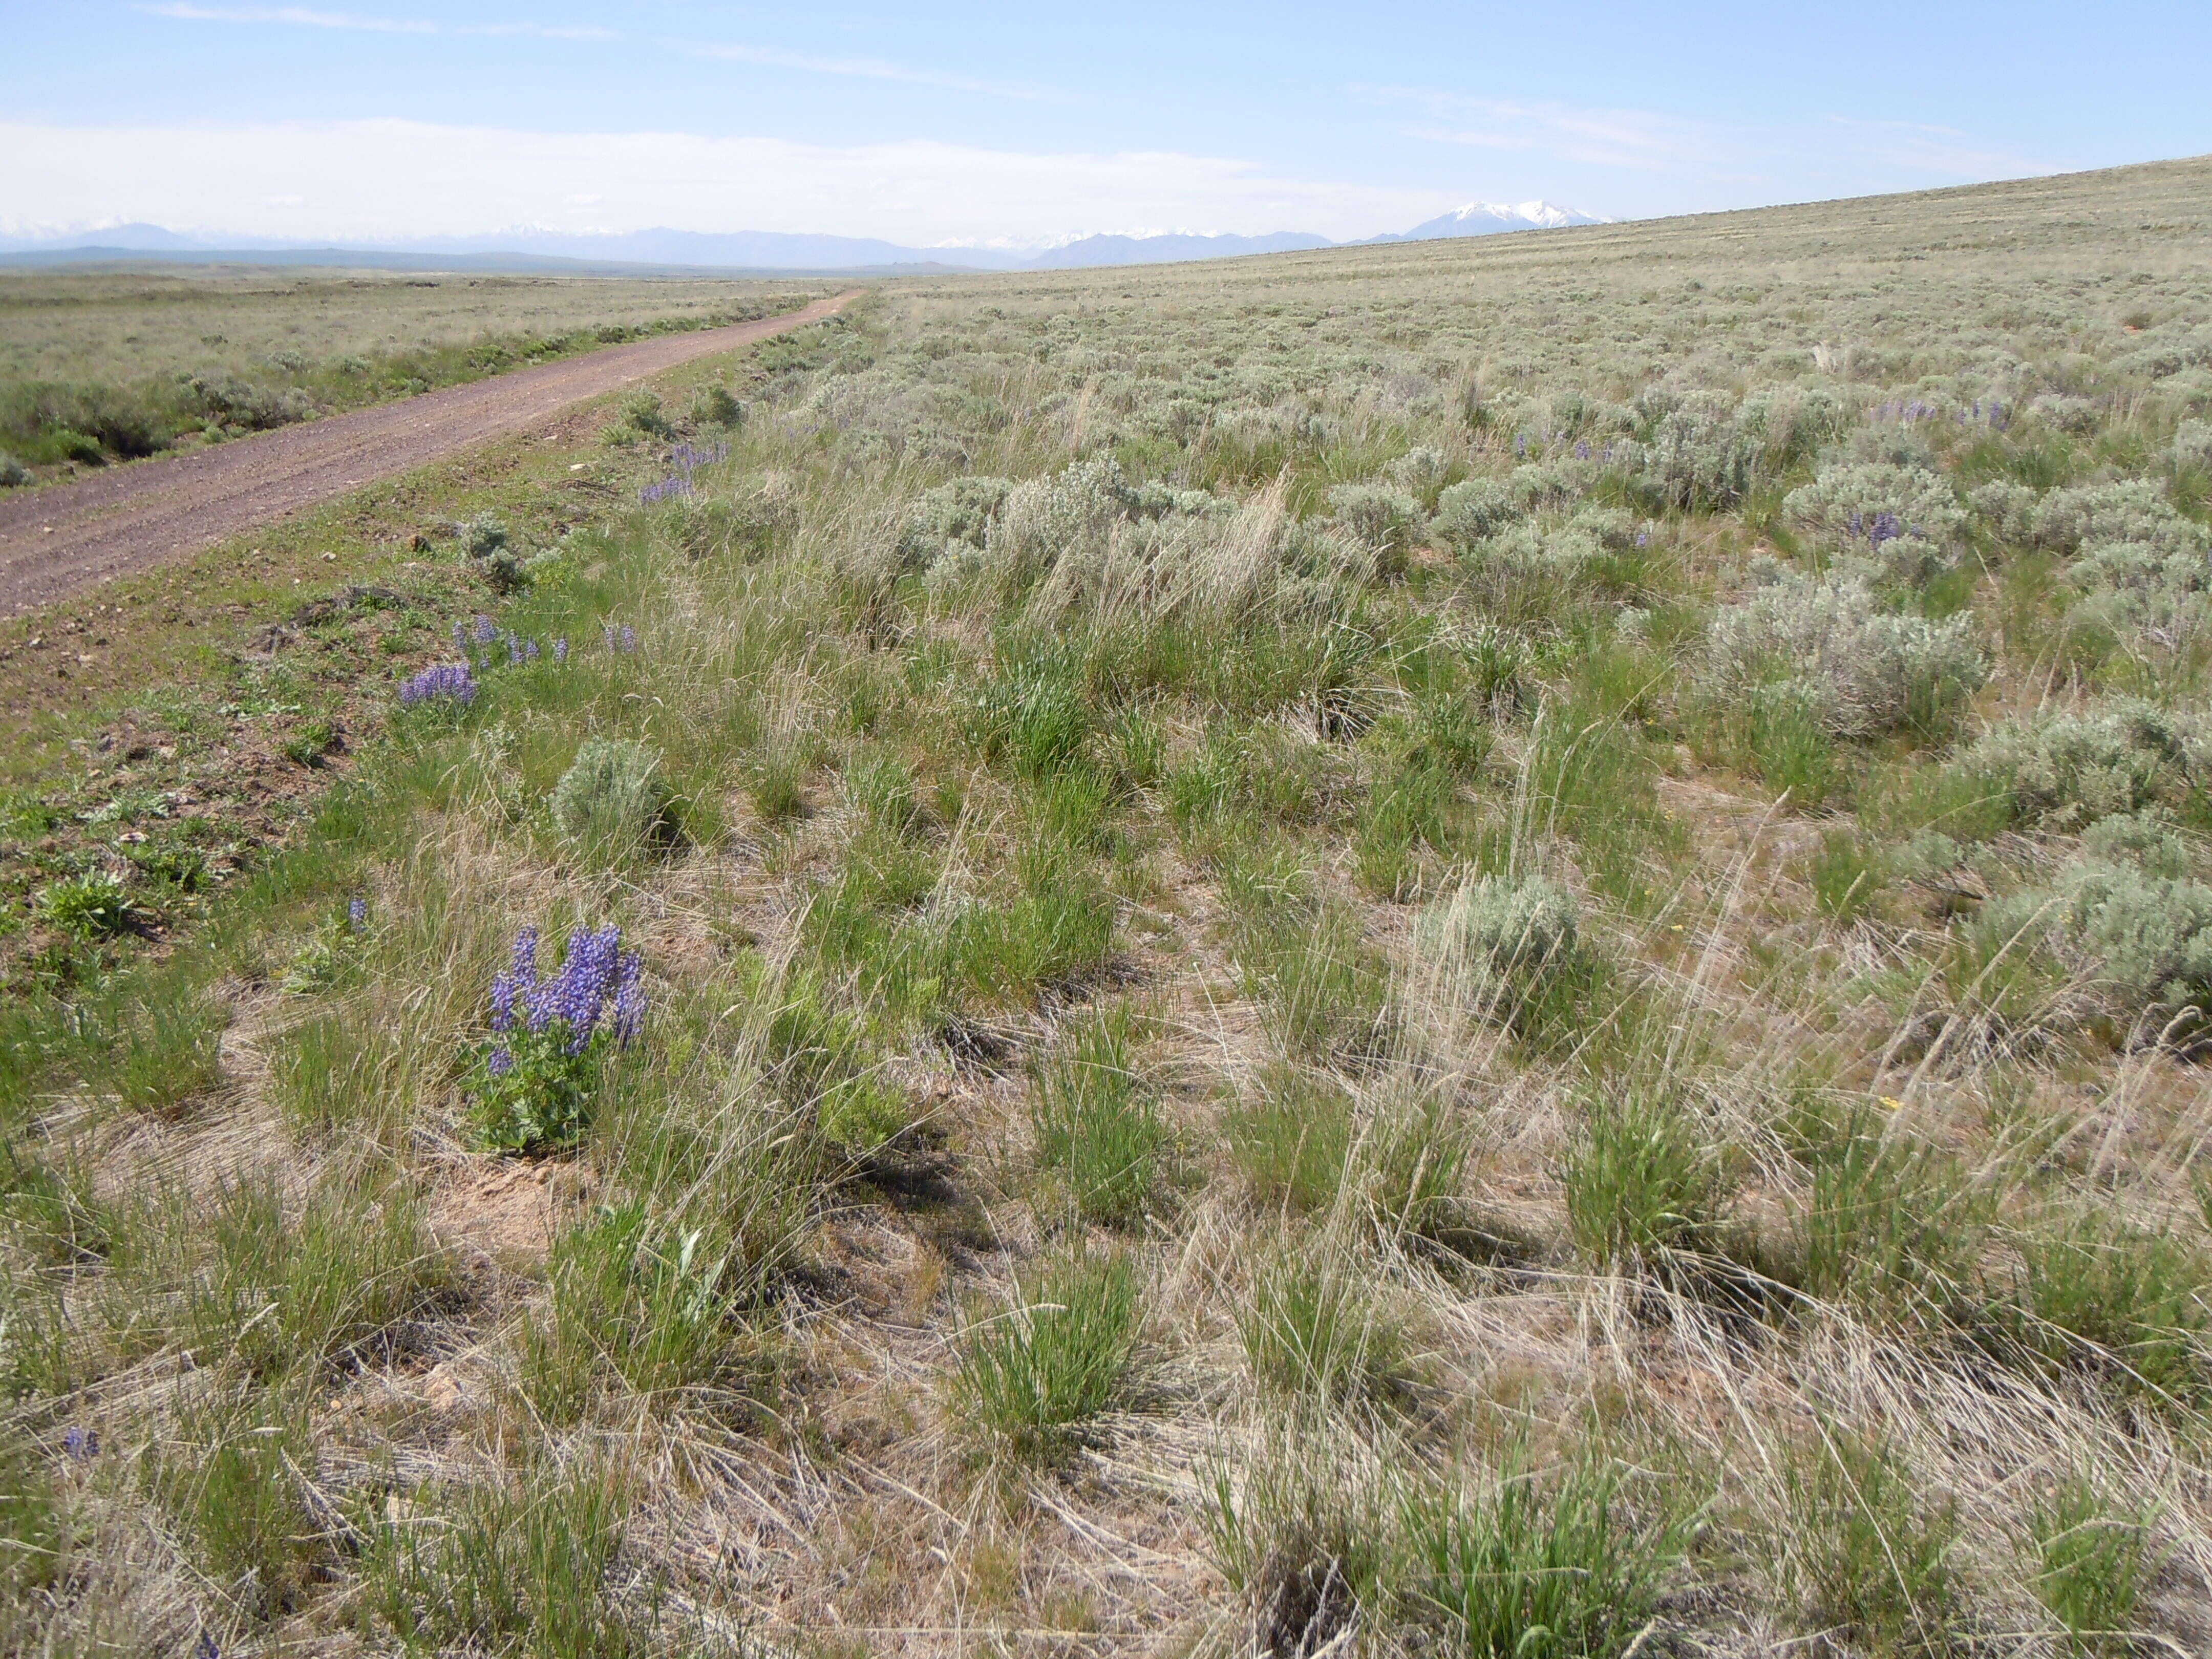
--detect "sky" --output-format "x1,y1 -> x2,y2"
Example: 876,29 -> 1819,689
4,1 -> 2209,249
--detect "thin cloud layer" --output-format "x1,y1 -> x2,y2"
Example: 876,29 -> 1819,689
141,6 -> 1046,93
141,3 -> 615,38
1365,87 -> 2058,205
683,41 -> 1056,103
0,119 -> 1457,246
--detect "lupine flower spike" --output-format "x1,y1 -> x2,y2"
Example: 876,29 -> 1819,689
398,662 -> 476,707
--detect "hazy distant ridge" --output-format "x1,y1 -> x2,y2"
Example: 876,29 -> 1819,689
0,202 -> 1608,274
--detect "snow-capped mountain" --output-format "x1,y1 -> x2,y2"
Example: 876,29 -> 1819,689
1372,201 -> 1611,242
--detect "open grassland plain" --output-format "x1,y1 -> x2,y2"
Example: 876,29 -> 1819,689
11,154 -> 2212,1654
0,268 -> 830,478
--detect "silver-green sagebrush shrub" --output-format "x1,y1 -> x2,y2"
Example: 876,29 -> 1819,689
981,454 -> 1137,600
899,474 -> 1014,573
2033,479 -> 2202,556
1025,473 -> 1289,622
1980,854 -> 2212,1024
2071,538 -> 2212,650
1432,476 -> 1526,548
1326,482 -> 1428,567
2031,392 -> 2104,435
2080,805 -> 2194,878
2057,861 -> 2212,1015
1963,698 -> 2209,827
1968,478 -> 2040,542
1783,461 -> 1969,575
1456,520 -> 1607,608
2175,416 -> 2212,473
1626,391 -> 1759,509
1385,444 -> 1453,501
550,737 -> 675,858
1706,568 -> 1986,737
1415,874 -> 1581,984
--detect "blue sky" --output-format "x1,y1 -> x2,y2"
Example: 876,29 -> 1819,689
5,1 -> 2209,246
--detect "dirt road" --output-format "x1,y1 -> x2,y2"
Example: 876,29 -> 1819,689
0,290 -> 858,616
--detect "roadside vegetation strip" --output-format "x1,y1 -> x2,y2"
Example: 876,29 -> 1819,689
0,306 -> 868,991
8,157 -> 2212,1654
0,290 -> 861,615
0,268 -> 833,476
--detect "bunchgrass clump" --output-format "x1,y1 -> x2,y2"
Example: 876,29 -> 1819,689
521,1201 -> 752,1420
1560,1084 -> 1734,1282
1240,1246 -> 1405,1402
1394,1450 -> 1680,1659
2026,1471 -> 2160,1653
366,1460 -> 641,1653
1783,1429 -> 1965,1655
952,1249 -> 1140,1463
1030,1004 -> 1171,1229
1225,1068 -> 1354,1215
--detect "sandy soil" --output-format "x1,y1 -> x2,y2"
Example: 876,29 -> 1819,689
0,290 -> 858,616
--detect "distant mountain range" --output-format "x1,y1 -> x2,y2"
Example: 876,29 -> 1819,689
0,202 -> 1611,275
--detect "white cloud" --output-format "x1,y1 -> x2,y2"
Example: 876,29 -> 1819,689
0,119 -> 1456,245
139,4 -> 616,40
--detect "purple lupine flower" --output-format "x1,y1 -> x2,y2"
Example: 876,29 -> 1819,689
524,638 -> 540,662
194,1633 -> 220,1659
620,626 -> 636,653
1575,439 -> 1591,460
492,921 -> 639,1055
1514,433 -> 1528,457
521,924 -> 625,1051
486,1045 -> 513,1078
552,637 -> 568,664
348,896 -> 367,930
507,635 -> 524,666
603,624 -> 617,652
63,1426 -> 97,1459
1634,530 -> 1650,548
397,662 -> 477,708
1867,511 -> 1902,549
612,950 -> 645,1046
474,615 -> 498,646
